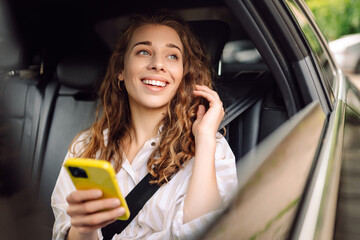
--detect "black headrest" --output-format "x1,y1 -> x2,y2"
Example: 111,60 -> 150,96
189,20 -> 230,70
0,0 -> 28,70
56,55 -> 108,90
0,41 -> 28,71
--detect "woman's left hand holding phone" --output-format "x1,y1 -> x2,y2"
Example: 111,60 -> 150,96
65,189 -> 125,240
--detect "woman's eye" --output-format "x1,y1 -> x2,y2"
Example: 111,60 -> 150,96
138,50 -> 150,56
168,54 -> 178,60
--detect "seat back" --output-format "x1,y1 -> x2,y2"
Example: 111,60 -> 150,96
36,55 -> 108,228
221,71 -> 288,160
0,0 -> 44,175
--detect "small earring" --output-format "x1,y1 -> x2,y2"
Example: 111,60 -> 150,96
117,80 -> 124,91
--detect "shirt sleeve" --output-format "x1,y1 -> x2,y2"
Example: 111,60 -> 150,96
51,132 -> 90,240
171,133 -> 238,240
51,151 -> 76,240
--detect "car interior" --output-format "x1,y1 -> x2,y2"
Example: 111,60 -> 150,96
0,0 -> 290,236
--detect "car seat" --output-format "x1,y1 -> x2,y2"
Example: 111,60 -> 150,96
0,0 -> 44,178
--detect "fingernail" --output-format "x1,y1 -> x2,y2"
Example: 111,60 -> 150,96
94,190 -> 102,197
112,199 -> 121,207
116,207 -> 125,215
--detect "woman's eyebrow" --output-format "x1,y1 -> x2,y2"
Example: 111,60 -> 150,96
132,41 -> 151,49
166,43 -> 182,53
132,41 -> 182,52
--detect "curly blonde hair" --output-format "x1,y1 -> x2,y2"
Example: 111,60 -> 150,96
71,12 -> 214,185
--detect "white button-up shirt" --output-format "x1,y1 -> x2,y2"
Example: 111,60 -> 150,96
51,132 -> 237,239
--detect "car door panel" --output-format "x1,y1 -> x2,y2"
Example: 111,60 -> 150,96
200,101 -> 326,239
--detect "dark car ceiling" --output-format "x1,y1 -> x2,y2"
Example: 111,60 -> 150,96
5,0 -> 226,65
8,0 -> 225,34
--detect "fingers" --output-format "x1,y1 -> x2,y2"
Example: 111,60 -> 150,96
66,189 -> 102,204
71,218 -> 117,235
192,85 -> 225,138
70,206 -> 125,227
66,189 -> 126,233
194,85 -> 221,102
67,197 -> 121,216
193,85 -> 223,109
196,105 -> 206,120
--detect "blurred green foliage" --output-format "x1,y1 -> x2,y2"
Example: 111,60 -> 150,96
306,0 -> 360,40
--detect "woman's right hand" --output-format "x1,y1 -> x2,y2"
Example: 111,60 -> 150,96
65,189 -> 126,240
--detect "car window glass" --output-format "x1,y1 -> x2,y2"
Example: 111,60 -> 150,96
222,40 -> 263,64
220,39 -> 267,75
285,0 -> 336,98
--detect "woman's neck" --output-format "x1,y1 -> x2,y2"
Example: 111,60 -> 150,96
124,104 -> 166,162
130,109 -> 164,144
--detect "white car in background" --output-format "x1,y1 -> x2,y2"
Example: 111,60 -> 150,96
329,33 -> 360,73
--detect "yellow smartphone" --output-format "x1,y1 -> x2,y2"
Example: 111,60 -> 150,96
64,158 -> 130,220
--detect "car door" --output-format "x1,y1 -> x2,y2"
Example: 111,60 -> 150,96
198,0 -> 346,239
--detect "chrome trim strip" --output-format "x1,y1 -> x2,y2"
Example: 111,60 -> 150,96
337,69 -> 347,103
297,92 -> 345,239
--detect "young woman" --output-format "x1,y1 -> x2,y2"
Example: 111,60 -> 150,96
52,12 -> 237,240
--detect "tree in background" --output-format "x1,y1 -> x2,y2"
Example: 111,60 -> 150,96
306,0 -> 360,40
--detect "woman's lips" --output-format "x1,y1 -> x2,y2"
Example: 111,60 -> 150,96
142,79 -> 167,87
141,76 -> 169,88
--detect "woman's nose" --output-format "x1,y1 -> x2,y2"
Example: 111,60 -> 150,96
148,55 -> 165,72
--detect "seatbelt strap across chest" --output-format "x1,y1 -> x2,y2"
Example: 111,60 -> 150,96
101,173 -> 160,239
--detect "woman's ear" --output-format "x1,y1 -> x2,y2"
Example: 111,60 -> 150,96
183,63 -> 189,76
118,73 -> 124,81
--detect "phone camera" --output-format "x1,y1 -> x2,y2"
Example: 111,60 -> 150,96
68,167 -> 88,178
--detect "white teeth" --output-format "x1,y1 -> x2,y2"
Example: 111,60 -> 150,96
142,79 -> 167,87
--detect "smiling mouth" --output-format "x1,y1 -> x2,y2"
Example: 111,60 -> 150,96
142,79 -> 167,87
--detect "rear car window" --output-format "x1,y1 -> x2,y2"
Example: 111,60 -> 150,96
285,0 -> 336,100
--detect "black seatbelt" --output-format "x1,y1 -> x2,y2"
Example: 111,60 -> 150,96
101,173 -> 160,240
218,90 -> 264,131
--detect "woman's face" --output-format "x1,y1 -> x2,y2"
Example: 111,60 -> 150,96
119,24 -> 184,112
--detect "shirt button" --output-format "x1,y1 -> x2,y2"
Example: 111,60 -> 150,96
151,142 -> 156,146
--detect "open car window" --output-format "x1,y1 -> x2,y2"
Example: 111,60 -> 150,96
285,0 -> 336,100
